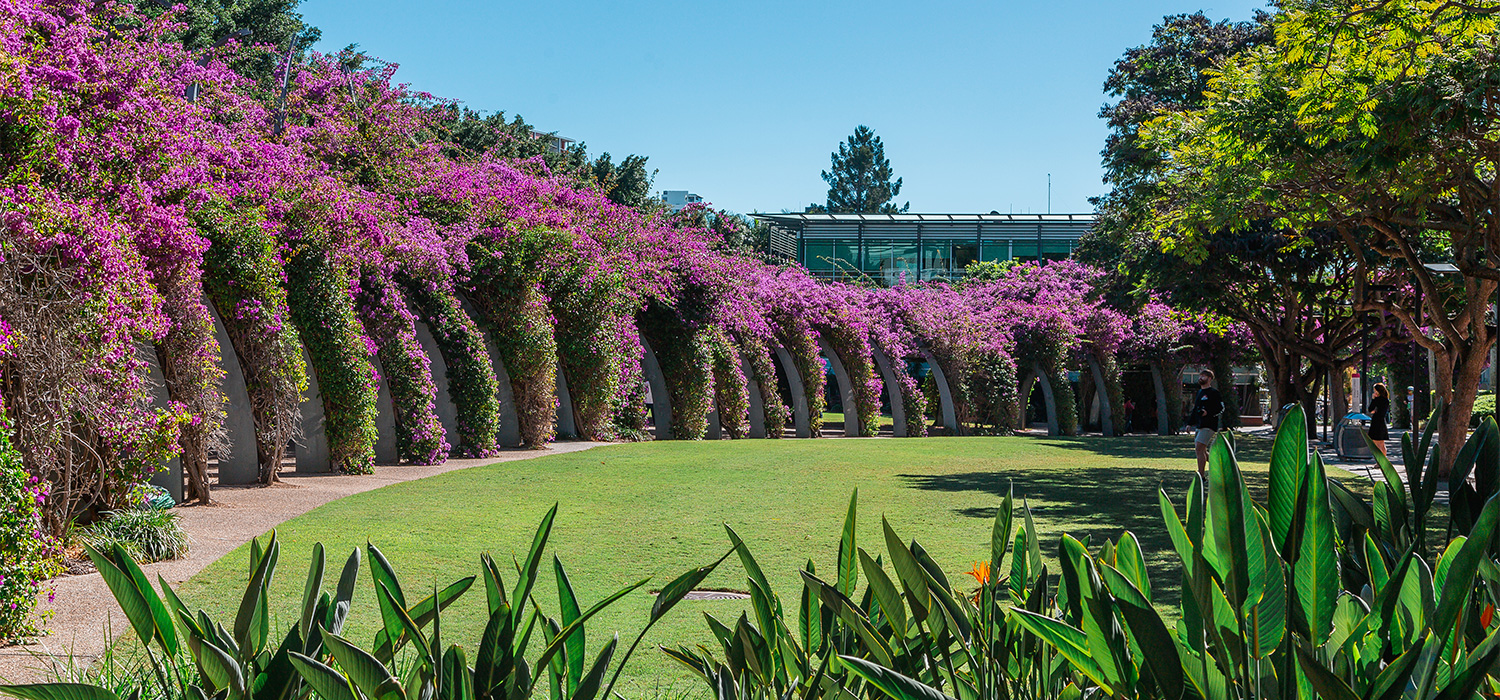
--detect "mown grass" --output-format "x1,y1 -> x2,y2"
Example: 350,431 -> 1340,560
176,434 -> 1331,695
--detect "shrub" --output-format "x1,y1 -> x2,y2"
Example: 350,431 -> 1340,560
669,403 -> 1500,700
1473,392 -> 1494,427
0,413 -> 61,641
79,504 -> 189,564
7,508 -> 723,700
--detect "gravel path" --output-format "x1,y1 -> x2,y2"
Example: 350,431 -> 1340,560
0,442 -> 603,683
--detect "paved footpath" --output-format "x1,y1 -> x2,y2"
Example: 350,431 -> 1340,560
0,442 -> 602,683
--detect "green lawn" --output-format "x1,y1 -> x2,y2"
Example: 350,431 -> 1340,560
177,434 -> 1300,695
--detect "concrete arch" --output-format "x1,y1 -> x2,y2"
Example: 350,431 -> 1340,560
206,297 -> 259,485
141,346 -> 183,502
408,312 -> 461,454
869,344 -> 908,437
743,355 -> 767,438
773,345 -> 811,438
1085,355 -> 1115,437
1019,364 -> 1061,436
372,356 -> 399,464
554,362 -> 578,439
457,299 -> 521,448
816,336 -> 857,437
295,346 -> 332,474
640,337 -> 673,440
920,350 -> 958,434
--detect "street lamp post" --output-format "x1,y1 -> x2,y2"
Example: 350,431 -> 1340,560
185,29 -> 252,104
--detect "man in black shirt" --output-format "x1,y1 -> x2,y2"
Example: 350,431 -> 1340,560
1192,369 -> 1225,474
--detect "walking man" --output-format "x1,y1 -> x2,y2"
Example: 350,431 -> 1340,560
1192,369 -> 1225,473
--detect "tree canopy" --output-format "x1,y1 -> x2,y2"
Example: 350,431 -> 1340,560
813,125 -> 909,214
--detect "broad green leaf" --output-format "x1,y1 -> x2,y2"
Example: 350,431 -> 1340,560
652,548 -> 733,623
882,518 -> 931,620
837,489 -> 858,598
554,557 -> 584,696
323,632 -> 404,700
991,483 -> 1014,580
480,553 -> 506,616
1433,494 -> 1500,638
195,636 -> 245,697
569,634 -> 617,700
531,577 -> 650,680
511,504 -> 558,625
371,576 -> 475,659
725,525 -> 778,616
1113,532 -> 1151,603
837,655 -> 957,700
859,548 -> 906,635
1009,609 -> 1115,695
375,580 -> 428,660
300,542 -> 325,641
1432,643 -> 1500,700
1365,531 -> 1390,594
83,545 -> 162,657
288,652 -> 359,700
1099,564 -> 1182,700
1294,454 -> 1338,645
367,543 -> 407,645
440,645 -> 472,700
234,532 -> 276,656
329,547 -> 360,634
1366,637 -> 1425,700
0,686 -> 120,700
1293,647 -> 1358,700
1268,403 -> 1307,554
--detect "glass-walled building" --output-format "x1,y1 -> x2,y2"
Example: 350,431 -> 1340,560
752,213 -> 1094,285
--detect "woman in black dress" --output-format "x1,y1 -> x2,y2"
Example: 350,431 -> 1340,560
1368,382 -> 1390,457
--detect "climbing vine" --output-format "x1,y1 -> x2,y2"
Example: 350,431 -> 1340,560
198,204 -> 307,484
401,278 -> 500,456
638,303 -> 713,440
739,335 -> 787,438
552,287 -> 624,441
356,271 -> 447,464
708,328 -> 750,438
283,244 -> 379,474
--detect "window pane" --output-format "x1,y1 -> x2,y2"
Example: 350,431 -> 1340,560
805,243 -> 835,270
834,242 -> 859,268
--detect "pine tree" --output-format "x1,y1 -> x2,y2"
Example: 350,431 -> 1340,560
819,126 -> 908,213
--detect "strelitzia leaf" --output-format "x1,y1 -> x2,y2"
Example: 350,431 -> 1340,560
837,489 -> 858,598
837,655 -> 957,700
1294,453 -> 1338,645
323,631 -> 405,700
1268,403 -> 1308,554
0,685 -> 121,700
289,652 -> 359,700
1011,607 -> 1115,694
652,548 -> 734,623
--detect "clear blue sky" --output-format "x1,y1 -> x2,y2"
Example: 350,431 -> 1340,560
298,0 -> 1268,215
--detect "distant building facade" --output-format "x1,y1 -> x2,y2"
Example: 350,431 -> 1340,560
660,190 -> 703,212
751,212 -> 1094,285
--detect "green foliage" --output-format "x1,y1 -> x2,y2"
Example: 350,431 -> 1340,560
356,272 -> 447,464
708,329 -> 750,438
4,510 -> 721,700
401,279 -> 501,456
284,246 -> 379,473
638,304 -> 713,440
552,287 -> 626,442
464,230 -> 565,448
589,153 -> 656,208
673,403 -> 1500,700
0,413 -> 60,641
80,506 -> 189,564
1473,393 -> 1494,428
816,126 -> 908,214
740,336 -> 788,438
198,202 -> 308,484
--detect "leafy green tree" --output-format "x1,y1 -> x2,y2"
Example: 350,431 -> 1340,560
1084,11 -> 1398,425
1139,0 -> 1500,472
432,106 -> 590,176
818,125 -> 908,214
589,153 -> 656,208
135,0 -> 320,89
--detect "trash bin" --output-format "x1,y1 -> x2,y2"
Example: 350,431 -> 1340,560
1335,412 -> 1373,459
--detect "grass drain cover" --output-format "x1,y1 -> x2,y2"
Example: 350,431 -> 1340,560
681,589 -> 750,601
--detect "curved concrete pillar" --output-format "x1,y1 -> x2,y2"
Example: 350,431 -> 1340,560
455,299 -> 521,448
773,345 -> 811,438
920,350 -> 958,434
555,363 -> 578,439
372,357 -> 399,464
1150,361 -> 1170,436
869,344 -> 908,437
206,298 -> 259,485
1086,356 -> 1115,437
1020,364 -> 1061,436
640,337 -> 673,440
707,406 -> 722,439
295,346 -> 332,474
409,313 -> 460,454
817,336 -> 857,437
743,355 -> 767,438
141,346 -> 183,502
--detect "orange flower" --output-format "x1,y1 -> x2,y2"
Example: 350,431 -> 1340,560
966,561 -> 991,586
1483,604 -> 1494,629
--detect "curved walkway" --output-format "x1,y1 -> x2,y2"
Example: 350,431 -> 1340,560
0,442 -> 603,683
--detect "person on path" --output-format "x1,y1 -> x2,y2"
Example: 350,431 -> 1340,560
1367,382 -> 1390,457
1192,369 -> 1225,473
